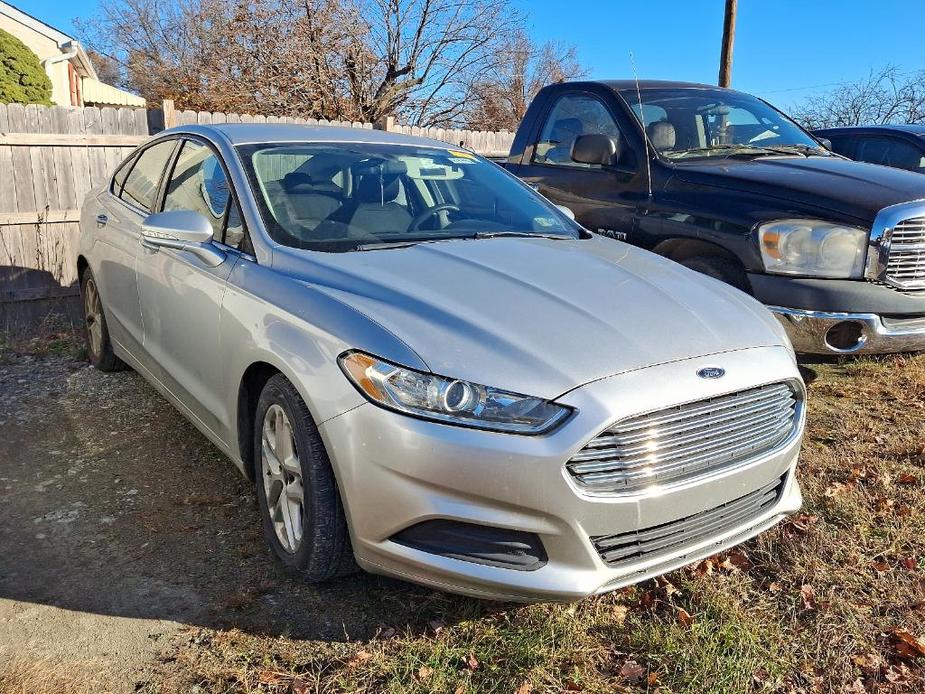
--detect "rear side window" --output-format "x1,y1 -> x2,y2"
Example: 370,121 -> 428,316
855,135 -> 925,172
533,93 -> 626,168
111,155 -> 135,194
120,140 -> 176,212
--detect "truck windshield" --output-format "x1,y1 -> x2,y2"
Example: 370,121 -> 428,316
627,88 -> 828,160
237,142 -> 578,252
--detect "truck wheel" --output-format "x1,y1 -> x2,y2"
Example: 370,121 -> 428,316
80,267 -> 126,372
679,254 -> 750,293
254,374 -> 356,582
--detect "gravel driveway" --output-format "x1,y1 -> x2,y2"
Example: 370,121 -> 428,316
0,350 -> 397,692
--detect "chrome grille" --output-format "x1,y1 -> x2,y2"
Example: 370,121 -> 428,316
887,216 -> 925,287
567,382 -> 799,494
592,475 -> 785,567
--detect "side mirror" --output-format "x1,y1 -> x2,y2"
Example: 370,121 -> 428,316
816,137 -> 833,151
555,204 -> 576,220
141,210 -> 225,267
571,134 -> 620,166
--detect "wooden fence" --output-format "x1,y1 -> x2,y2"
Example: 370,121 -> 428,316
0,101 -> 514,328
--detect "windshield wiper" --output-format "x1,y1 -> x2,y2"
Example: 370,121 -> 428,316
669,143 -> 828,160
354,231 -> 573,251
472,231 -> 573,240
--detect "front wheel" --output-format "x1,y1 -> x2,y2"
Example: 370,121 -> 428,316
254,374 -> 355,582
678,254 -> 750,293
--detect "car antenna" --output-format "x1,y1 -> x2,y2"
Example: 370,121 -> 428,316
630,52 -> 653,200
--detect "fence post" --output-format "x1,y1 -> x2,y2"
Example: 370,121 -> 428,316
374,115 -> 395,132
162,99 -> 177,129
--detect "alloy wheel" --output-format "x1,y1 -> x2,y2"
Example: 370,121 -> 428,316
261,403 -> 305,553
83,277 -> 103,358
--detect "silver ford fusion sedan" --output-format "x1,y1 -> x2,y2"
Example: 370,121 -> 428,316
77,124 -> 805,601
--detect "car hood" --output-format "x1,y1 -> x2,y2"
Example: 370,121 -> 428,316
673,156 -> 925,221
274,235 -> 789,399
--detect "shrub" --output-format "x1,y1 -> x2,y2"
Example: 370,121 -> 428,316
0,28 -> 53,105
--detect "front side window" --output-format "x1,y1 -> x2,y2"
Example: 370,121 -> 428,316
238,143 -> 578,252
120,140 -> 176,212
628,88 -> 828,160
163,140 -> 232,240
855,136 -> 925,172
533,94 -> 625,168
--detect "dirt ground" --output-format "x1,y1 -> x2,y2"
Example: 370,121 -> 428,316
0,347 -> 426,692
3,339 -> 925,693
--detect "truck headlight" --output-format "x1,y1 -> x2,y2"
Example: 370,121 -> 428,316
758,220 -> 868,279
340,351 -> 571,434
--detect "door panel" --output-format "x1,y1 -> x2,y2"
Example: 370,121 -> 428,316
514,91 -> 646,240
135,138 -> 244,442
92,140 -> 178,356
136,247 -> 238,439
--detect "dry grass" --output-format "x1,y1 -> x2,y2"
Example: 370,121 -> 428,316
0,658 -> 113,694
146,354 -> 925,694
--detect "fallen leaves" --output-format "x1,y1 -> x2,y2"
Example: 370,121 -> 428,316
464,652 -> 479,671
675,606 -> 695,627
799,584 -> 817,611
618,660 -> 645,683
890,628 -> 925,660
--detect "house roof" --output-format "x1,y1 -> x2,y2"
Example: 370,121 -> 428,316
0,1 -> 98,80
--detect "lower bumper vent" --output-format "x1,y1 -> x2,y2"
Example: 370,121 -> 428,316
392,519 -> 547,571
591,475 -> 785,568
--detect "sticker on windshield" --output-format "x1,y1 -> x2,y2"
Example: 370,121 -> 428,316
534,217 -> 557,227
448,150 -> 476,160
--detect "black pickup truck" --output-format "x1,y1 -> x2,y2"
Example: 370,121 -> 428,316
503,80 -> 925,355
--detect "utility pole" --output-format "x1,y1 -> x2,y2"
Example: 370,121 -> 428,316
718,0 -> 737,87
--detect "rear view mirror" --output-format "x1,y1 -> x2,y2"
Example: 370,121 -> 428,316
571,134 -> 620,166
141,210 -> 225,267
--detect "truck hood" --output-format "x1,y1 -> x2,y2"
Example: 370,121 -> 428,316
277,235 -> 789,399
673,156 -> 925,222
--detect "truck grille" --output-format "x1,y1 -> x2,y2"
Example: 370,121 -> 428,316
886,216 -> 925,287
591,475 -> 785,567
567,382 -> 799,494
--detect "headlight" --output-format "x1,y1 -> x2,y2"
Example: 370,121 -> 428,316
339,351 -> 571,434
757,219 -> 868,278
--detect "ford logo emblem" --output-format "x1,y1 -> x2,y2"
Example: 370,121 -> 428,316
697,367 -> 725,379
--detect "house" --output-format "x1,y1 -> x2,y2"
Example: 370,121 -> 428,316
0,0 -> 144,108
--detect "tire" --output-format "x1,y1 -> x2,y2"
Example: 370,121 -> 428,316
679,254 -> 750,293
79,267 -> 126,372
254,374 -> 355,582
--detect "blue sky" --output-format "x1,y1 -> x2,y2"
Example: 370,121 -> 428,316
12,0 -> 921,112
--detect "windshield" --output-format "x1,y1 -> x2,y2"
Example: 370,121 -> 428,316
237,142 -> 578,251
627,88 -> 827,160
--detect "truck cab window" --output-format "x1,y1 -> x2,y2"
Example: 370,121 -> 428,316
534,94 -> 625,168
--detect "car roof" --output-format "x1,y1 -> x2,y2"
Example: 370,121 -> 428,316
554,79 -> 740,93
813,124 -> 925,137
160,123 -> 462,149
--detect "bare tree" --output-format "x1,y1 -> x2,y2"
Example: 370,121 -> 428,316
462,31 -> 585,131
76,0 -> 521,125
790,65 -> 925,130
85,49 -> 122,87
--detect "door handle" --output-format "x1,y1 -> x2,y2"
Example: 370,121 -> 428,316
96,214 -> 108,227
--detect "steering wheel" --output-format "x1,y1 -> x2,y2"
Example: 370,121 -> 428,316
408,203 -> 461,231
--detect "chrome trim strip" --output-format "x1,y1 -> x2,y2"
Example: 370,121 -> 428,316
567,382 -> 802,494
866,199 -> 925,290
769,306 -> 925,354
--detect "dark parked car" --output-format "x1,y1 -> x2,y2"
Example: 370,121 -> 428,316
504,80 -> 925,355
813,125 -> 925,174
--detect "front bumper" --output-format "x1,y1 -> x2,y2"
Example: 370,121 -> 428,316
320,346 -> 803,602
770,307 -> 925,355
